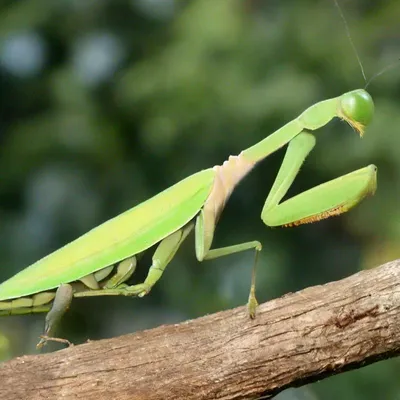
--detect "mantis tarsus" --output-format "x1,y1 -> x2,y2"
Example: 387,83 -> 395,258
0,89 -> 376,348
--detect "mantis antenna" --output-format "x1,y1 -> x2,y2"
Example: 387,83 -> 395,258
365,58 -> 400,89
334,0 -> 400,90
333,0 -> 367,83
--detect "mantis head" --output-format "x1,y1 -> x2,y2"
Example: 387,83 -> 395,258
338,89 -> 374,137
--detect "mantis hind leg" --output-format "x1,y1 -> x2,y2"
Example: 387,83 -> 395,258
36,283 -> 73,349
260,132 -> 377,227
35,257 -> 138,348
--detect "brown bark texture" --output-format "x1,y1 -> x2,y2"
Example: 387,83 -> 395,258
0,259 -> 399,400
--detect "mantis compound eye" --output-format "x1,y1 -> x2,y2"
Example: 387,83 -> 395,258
338,89 -> 374,136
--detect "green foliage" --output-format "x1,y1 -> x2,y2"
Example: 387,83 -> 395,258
0,0 -> 399,397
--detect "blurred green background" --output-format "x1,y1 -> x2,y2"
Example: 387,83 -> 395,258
0,0 -> 399,398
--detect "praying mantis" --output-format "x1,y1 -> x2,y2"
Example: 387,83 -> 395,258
0,88 -> 376,348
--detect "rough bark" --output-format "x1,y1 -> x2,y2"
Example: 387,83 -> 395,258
1,259 -> 399,400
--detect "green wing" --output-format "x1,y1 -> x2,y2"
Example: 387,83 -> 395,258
0,169 -> 215,300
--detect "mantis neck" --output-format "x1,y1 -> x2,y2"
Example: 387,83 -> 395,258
241,96 -> 342,164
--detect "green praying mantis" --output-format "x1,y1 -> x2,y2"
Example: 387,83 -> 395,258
0,89 -> 376,348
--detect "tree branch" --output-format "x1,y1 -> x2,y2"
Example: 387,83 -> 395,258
1,259 -> 399,400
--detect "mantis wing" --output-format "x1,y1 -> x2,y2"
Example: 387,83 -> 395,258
0,169 -> 215,300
